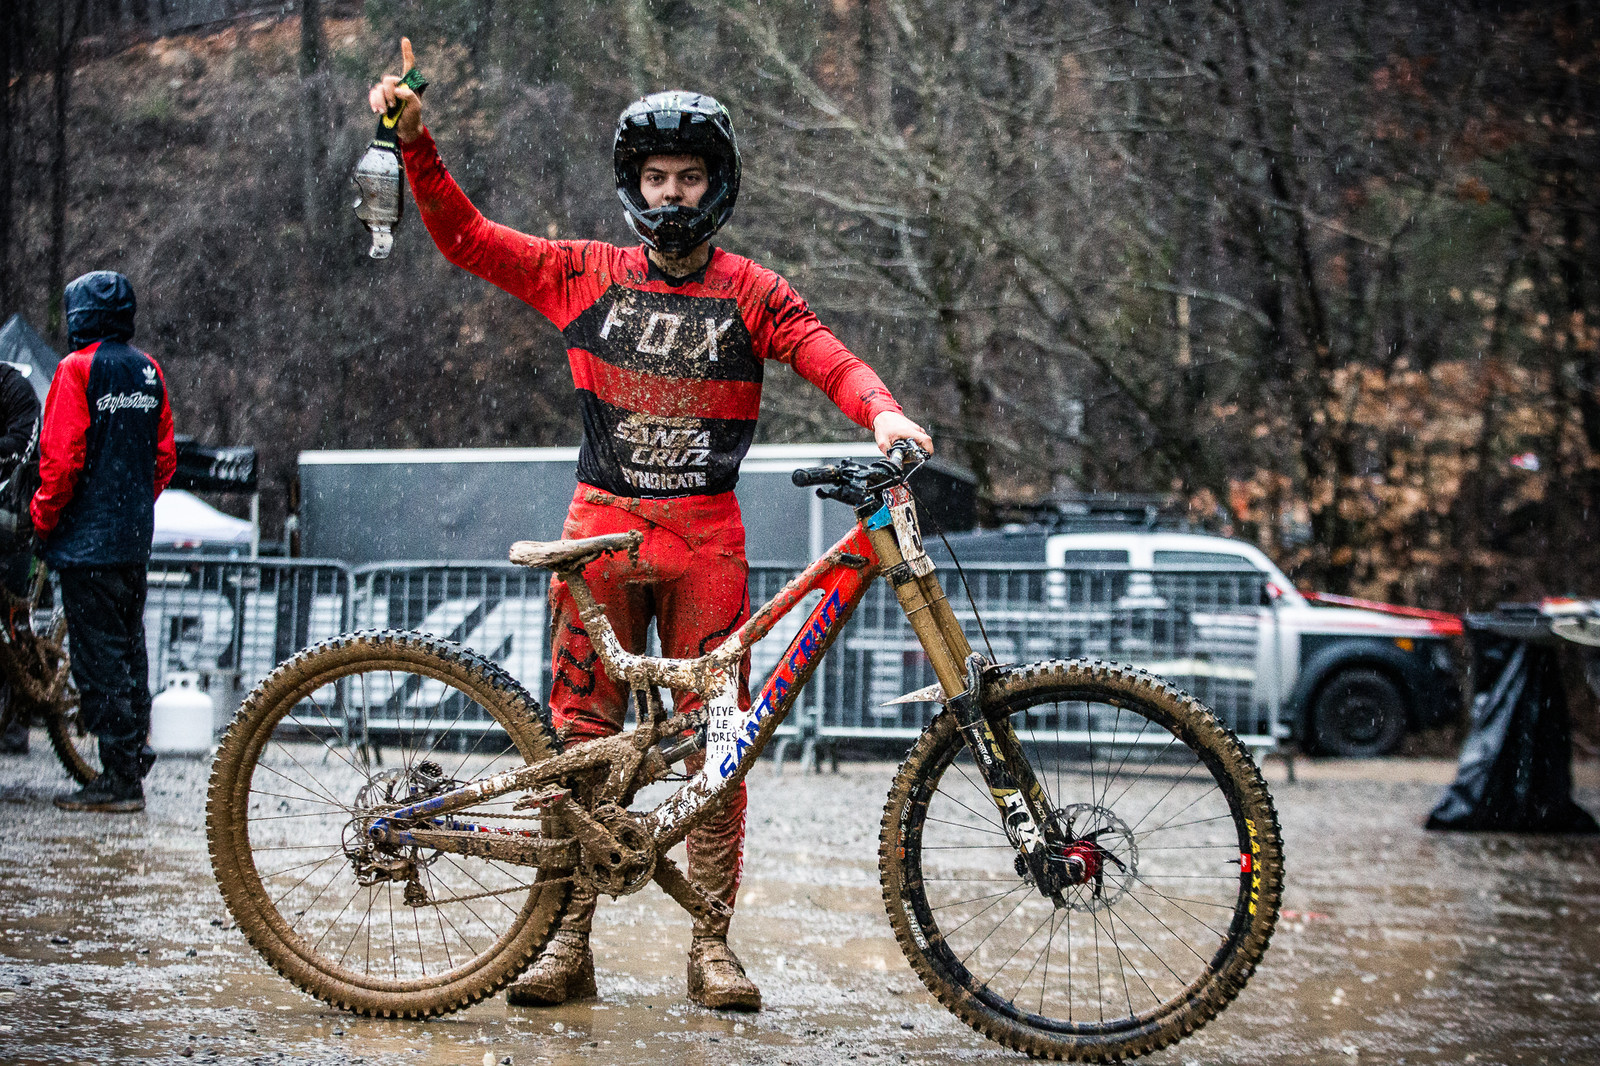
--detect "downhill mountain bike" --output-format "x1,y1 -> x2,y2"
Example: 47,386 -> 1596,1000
0,565 -> 93,783
205,443 -> 1282,1061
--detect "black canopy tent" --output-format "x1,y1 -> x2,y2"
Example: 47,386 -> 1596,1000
0,314 -> 61,405
169,437 -> 260,555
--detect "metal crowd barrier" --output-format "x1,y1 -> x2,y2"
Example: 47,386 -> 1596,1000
140,556 -> 1279,754
144,553 -> 353,729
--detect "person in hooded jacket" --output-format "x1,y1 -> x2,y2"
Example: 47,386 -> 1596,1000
0,362 -> 41,755
32,271 -> 176,812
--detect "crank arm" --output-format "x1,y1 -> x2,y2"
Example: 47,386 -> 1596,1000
652,855 -> 732,924
946,655 -> 1066,897
369,822 -> 577,869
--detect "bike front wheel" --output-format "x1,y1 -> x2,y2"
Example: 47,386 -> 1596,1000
879,660 -> 1282,1061
206,630 -> 569,1017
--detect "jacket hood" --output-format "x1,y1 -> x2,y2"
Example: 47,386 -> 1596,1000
64,271 -> 137,349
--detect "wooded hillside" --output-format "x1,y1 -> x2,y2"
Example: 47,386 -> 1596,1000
2,1 -> 1596,610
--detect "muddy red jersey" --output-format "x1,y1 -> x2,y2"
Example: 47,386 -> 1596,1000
403,130 -> 903,498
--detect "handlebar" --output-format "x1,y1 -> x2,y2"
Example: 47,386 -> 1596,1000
791,464 -> 851,488
790,439 -> 929,500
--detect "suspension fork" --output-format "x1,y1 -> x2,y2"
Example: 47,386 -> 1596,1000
861,508 -> 1066,897
945,656 -> 1068,901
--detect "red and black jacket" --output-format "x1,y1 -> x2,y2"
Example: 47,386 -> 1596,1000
31,339 -> 176,567
403,128 -> 903,499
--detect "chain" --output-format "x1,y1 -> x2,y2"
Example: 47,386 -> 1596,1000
418,876 -> 570,908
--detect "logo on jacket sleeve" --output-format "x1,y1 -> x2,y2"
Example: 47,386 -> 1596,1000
143,365 -> 158,386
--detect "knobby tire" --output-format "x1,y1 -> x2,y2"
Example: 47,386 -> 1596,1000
879,659 -> 1283,1061
206,630 -> 570,1017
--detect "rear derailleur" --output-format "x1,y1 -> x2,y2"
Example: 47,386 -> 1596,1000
343,761 -> 459,905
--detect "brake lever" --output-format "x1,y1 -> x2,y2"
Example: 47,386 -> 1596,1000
817,483 -> 868,507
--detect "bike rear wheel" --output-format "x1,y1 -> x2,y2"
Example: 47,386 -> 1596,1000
206,630 -> 569,1017
880,660 -> 1282,1061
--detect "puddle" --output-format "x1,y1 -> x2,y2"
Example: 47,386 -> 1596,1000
3,737 -> 1598,1064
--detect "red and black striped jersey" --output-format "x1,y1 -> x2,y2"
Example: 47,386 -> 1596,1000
403,129 -> 903,499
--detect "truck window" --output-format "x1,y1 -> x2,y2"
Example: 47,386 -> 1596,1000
1152,550 -> 1258,570
1057,550 -> 1129,565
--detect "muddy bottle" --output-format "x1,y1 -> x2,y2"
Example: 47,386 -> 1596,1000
351,67 -> 428,259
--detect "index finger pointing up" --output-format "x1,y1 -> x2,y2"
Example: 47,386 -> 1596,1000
401,36 -> 414,73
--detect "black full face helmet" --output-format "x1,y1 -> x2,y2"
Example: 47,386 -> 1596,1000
614,91 -> 741,256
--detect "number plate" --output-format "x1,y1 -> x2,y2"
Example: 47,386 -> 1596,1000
886,485 -> 935,577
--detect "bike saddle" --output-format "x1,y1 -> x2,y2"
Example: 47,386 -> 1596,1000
509,530 -> 643,572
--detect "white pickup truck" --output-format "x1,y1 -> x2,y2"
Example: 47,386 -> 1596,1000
933,528 -> 1461,756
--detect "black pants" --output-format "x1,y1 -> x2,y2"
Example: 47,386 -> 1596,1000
58,565 -> 154,781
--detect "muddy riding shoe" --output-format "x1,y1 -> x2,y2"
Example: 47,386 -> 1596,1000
506,931 -> 597,1006
53,772 -> 145,813
687,936 -> 761,1011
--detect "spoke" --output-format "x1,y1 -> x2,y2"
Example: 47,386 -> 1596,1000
983,904 -> 1057,993
1127,877 -> 1232,939
1138,792 -> 1226,839
1099,707 -> 1155,809
1094,701 -> 1124,812
1126,760 -> 1207,836
441,854 -> 532,917
1101,733 -> 1184,814
958,888 -> 1034,969
924,815 -> 1008,837
252,759 -> 355,812
336,886 -> 379,970
248,786 -> 351,811
421,865 -> 460,968
271,851 -> 343,910
940,759 -> 1009,832
287,862 -> 354,930
1119,881 -> 1215,971
1137,812 -> 1235,838
262,743 -> 353,812
1038,909 -> 1061,1016
259,854 -> 348,881
387,882 -> 398,980
1101,904 -> 1162,1013
308,873 -> 366,953
288,693 -> 369,779
942,882 -> 1031,940
930,887 -> 1025,912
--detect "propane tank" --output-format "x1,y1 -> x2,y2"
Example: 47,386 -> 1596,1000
351,66 -> 429,259
149,672 -> 216,756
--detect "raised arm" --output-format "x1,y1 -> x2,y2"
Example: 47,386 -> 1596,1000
367,38 -> 582,322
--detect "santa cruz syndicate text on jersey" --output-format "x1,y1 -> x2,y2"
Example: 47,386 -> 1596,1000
403,130 -> 903,499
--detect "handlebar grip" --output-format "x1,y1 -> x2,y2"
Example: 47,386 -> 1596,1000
792,465 -> 840,487
888,439 -> 928,468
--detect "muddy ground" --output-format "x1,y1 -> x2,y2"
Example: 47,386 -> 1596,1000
2,742 -> 1598,1066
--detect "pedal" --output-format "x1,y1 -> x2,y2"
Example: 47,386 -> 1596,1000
513,788 -> 570,812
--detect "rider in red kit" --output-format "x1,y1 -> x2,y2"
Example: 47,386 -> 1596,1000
371,39 -> 932,1012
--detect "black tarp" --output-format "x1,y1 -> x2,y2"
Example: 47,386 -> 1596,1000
0,314 -> 60,405
1426,614 -> 1599,833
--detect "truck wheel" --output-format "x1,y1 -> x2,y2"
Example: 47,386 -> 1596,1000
1308,668 -> 1406,757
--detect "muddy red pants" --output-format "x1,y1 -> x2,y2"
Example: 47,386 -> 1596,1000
547,485 -> 751,937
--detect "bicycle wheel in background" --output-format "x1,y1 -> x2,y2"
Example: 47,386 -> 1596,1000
45,680 -> 96,785
880,660 -> 1282,1062
206,630 -> 569,1017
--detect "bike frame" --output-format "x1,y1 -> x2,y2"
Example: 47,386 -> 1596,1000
371,479 -> 1069,904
